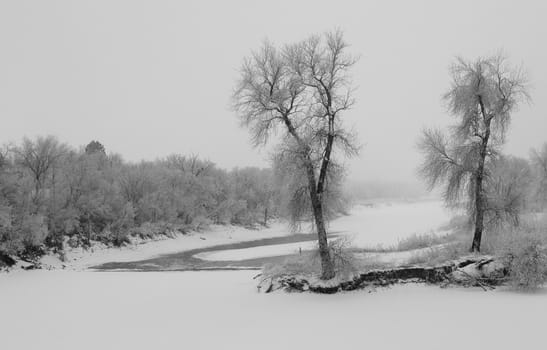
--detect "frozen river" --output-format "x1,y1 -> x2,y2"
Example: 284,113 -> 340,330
95,199 -> 452,270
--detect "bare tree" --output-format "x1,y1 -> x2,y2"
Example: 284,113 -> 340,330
233,30 -> 359,279
165,154 -> 213,177
14,136 -> 68,208
419,53 -> 529,252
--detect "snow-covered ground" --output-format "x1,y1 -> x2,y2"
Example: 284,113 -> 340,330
1,269 -> 545,350
42,222 -> 292,270
197,199 -> 452,262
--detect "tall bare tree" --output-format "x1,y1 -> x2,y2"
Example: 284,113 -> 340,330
419,54 -> 529,252
233,30 -> 359,279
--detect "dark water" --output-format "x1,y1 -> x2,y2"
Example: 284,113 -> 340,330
91,232 -> 341,272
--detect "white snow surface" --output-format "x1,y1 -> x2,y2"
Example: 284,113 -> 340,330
1,269 -> 546,350
197,199 -> 452,261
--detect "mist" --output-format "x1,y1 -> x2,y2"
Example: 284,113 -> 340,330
1,0 -> 546,186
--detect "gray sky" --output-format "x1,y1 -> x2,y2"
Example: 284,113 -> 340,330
1,0 -> 546,183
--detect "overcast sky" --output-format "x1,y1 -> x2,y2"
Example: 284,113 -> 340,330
1,0 -> 546,184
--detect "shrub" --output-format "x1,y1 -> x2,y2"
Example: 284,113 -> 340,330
262,252 -> 320,281
95,227 -> 130,247
132,222 -> 162,239
506,237 -> 547,290
406,241 -> 467,266
396,232 -> 448,251
66,234 -> 86,248
262,237 -> 360,281
0,250 -> 16,268
0,227 -> 22,255
111,231 -> 131,246
475,213 -> 547,290
326,237 -> 359,278
21,214 -> 48,249
19,244 -> 46,261
0,214 -> 51,257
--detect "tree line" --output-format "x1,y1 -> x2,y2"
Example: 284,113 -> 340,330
0,137 -> 348,260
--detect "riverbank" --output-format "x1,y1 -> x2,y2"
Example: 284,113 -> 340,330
3,199 -> 454,272
3,221 -> 292,272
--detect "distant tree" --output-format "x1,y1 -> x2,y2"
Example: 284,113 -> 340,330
119,163 -> 154,208
0,147 -> 14,249
57,150 -> 108,244
165,154 -> 213,177
0,149 -> 5,169
85,140 -> 106,155
418,54 -> 529,252
531,143 -> 547,208
485,155 -> 532,227
14,136 -> 68,208
233,30 -> 359,279
227,167 -> 277,226
255,168 -> 276,225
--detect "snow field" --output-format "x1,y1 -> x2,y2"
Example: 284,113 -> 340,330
1,270 -> 546,350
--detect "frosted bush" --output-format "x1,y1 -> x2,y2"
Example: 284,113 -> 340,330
507,237 -> 547,290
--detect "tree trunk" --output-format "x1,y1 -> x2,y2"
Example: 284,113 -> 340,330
471,100 -> 492,253
471,115 -> 491,252
280,115 -> 335,279
87,212 -> 91,246
471,172 -> 484,252
304,161 -> 335,280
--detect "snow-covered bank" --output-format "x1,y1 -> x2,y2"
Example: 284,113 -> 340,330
0,269 -> 545,350
38,222 -> 292,270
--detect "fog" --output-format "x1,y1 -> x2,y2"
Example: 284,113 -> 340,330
1,0 -> 546,185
